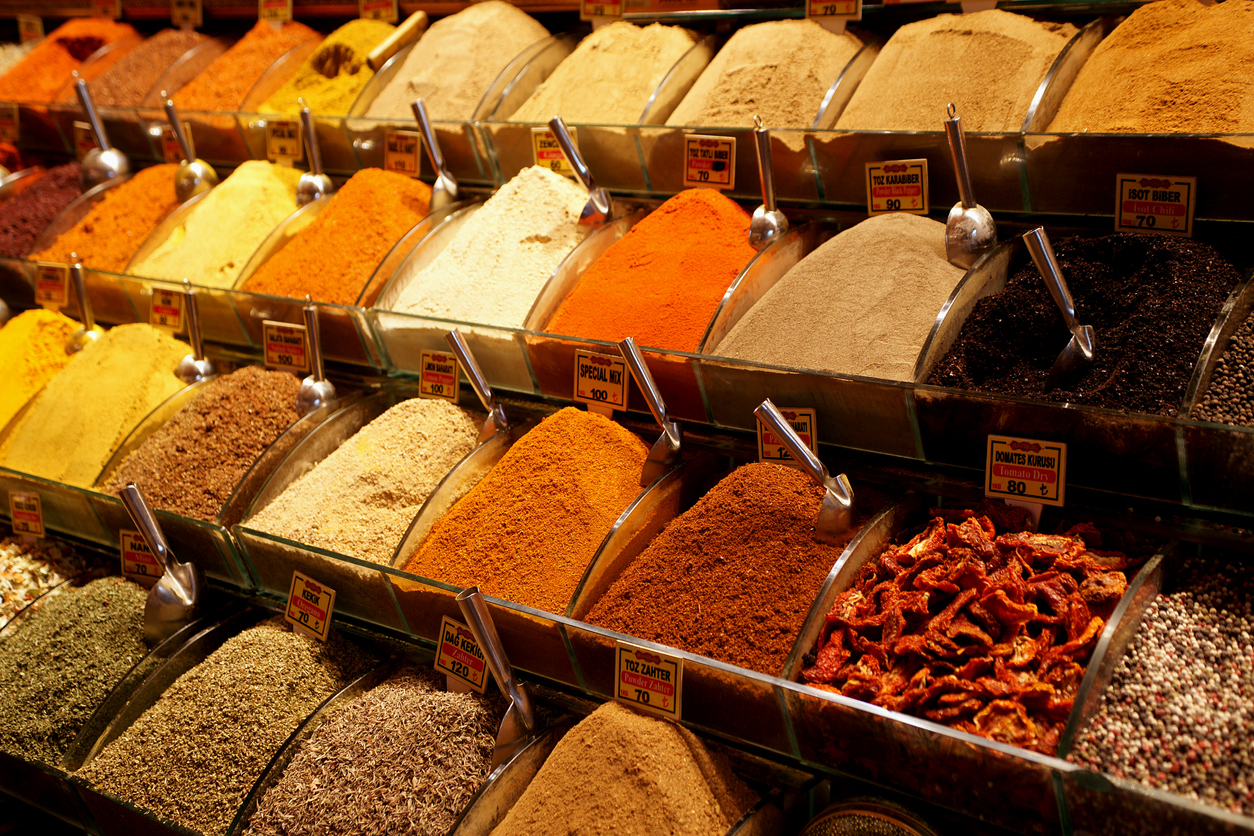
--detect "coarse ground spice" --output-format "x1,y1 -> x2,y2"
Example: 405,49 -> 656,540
103,366 -> 302,522
243,168 -> 430,304
90,29 -> 208,108
0,309 -> 79,432
260,19 -> 394,115
0,534 -> 84,626
79,616 -> 376,836
490,701 -> 758,836
1069,554 -> 1254,815
28,164 -> 181,274
0,41 -> 35,80
0,18 -> 137,104
175,20 -> 321,113
0,576 -> 148,764
243,666 -> 504,836
404,407 -> 648,615
1194,313 -> 1254,427
248,398 -> 480,566
546,189 -> 756,352
0,161 -> 82,258
927,233 -> 1239,416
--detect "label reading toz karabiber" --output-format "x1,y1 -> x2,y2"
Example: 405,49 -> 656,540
615,641 -> 682,720
985,435 -> 1067,507
866,159 -> 928,215
1115,173 -> 1196,237
285,571 -> 336,641
34,262 -> 68,308
683,134 -> 735,190
532,127 -> 575,179
263,320 -> 310,373
149,288 -> 184,333
266,118 -> 302,163
419,350 -> 460,403
435,616 -> 488,693
573,350 -> 628,411
758,407 -> 817,463
9,491 -> 43,538
120,530 -> 161,584
383,129 -> 420,176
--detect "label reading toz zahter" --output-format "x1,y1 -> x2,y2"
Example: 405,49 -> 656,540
683,134 -> 735,190
419,350 -> 460,402
149,288 -> 184,333
573,350 -> 628,411
985,435 -> 1067,507
1115,173 -> 1196,237
263,321 -> 310,374
615,641 -> 682,720
866,159 -> 928,215
9,491 -> 43,538
34,262 -> 68,308
435,616 -> 488,693
532,127 -> 576,179
120,530 -> 161,584
758,407 -> 818,463
383,130 -> 420,176
266,118 -> 302,163
285,571 -> 336,641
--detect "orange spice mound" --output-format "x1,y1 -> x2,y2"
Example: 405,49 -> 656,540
175,19 -> 320,112
0,18 -> 138,104
243,169 -> 431,305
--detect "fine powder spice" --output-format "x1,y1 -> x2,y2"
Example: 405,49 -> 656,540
0,534 -> 85,626
490,702 -> 758,836
1049,0 -> 1254,133
546,189 -> 756,352
0,161 -> 82,258
175,20 -> 321,112
927,233 -> 1239,416
103,366 -> 302,522
836,11 -> 1076,132
89,29 -> 208,107
391,166 -> 589,327
404,407 -> 648,615
79,616 -> 376,836
0,42 -> 34,79
243,168 -> 431,305
248,398 -> 480,567
131,160 -> 303,289
0,576 -> 148,764
668,20 -> 862,128
0,18 -> 137,104
715,213 -> 965,381
0,323 -> 187,487
365,1 -> 549,123
243,666 -> 504,836
260,20 -> 394,115
28,164 -> 181,274
0,309 -> 79,432
1194,314 -> 1254,428
511,22 -> 697,124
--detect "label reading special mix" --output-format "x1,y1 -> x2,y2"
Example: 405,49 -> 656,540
573,350 -> 628,411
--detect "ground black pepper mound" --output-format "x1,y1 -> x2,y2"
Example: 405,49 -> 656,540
927,233 -> 1240,416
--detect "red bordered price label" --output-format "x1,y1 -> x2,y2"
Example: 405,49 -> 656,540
985,435 -> 1067,507
266,118 -> 303,163
435,616 -> 488,693
34,262 -> 68,308
172,0 -> 203,28
9,491 -> 43,538
120,530 -> 161,585
263,320 -> 310,373
866,159 -> 928,215
260,0 -> 293,21
1115,173 -> 1196,237
285,571 -> 336,641
615,641 -> 682,720
16,15 -> 43,44
531,127 -> 575,178
580,0 -> 622,18
758,407 -> 817,463
383,129 -> 420,176
159,123 -> 192,164
419,350 -> 460,402
0,103 -> 18,143
683,134 -> 735,190
573,350 -> 627,412
149,288 -> 184,332
807,0 -> 861,20
94,0 -> 123,19
360,0 -> 398,22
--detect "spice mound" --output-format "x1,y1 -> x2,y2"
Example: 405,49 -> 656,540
0,534 -> 84,626
404,407 -> 649,614
78,616 -> 376,836
546,189 -> 756,352
0,576 -> 148,763
927,232 -> 1239,416
260,19 -> 394,115
0,309 -> 80,432
175,20 -> 321,112
802,505 -> 1140,755
491,701 -> 758,836
0,161 -> 82,258
243,666 -> 504,836
28,164 -> 181,274
0,18 -> 137,104
0,323 -> 187,487
90,28 -> 207,107
1194,312 -> 1254,427
243,168 -> 431,305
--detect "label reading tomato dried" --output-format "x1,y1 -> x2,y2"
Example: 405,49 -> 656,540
383,129 -> 420,176
285,571 -> 336,641
573,350 -> 627,412
532,127 -> 575,179
435,616 -> 488,693
17,15 -> 43,44
615,641 -> 682,720
683,134 -> 735,190
120,530 -> 161,585
419,350 -> 460,402
0,104 -> 18,143
149,288 -> 184,333
758,407 -> 817,464
1115,173 -> 1196,237
9,491 -> 43,538
74,122 -> 100,162
34,262 -> 68,308
985,435 -> 1066,507
263,320 -> 310,374
259,0 -> 292,22
359,0 -> 398,22
266,118 -> 302,163
172,0 -> 202,28
866,159 -> 928,215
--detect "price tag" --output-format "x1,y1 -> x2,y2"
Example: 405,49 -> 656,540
149,287 -> 184,332
985,435 -> 1066,507
159,123 -> 192,164
573,350 -> 627,412
263,320 -> 310,373
865,159 -> 928,215
9,491 -> 43,538
531,127 -> 575,179
0,103 -> 18,143
615,641 -> 682,720
34,262 -> 68,308
16,15 -> 43,44
419,350 -> 460,402
259,0 -> 293,22
120,530 -> 161,584
172,0 -> 203,28
359,0 -> 398,22
285,571 -> 336,641
266,118 -> 303,163
94,0 -> 123,19
683,134 -> 735,190
580,0 -> 623,17
434,616 -> 488,693
1115,173 -> 1196,237
383,129 -> 420,176
757,407 -> 817,463
74,121 -> 100,162
806,0 -> 862,22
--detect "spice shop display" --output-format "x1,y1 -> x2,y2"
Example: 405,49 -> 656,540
89,29 -> 209,108
0,18 -> 137,105
174,20 -> 321,113
0,41 -> 34,81
0,161 -> 82,258
259,20 -> 395,116
0,533 -> 84,626
1194,313 -> 1254,427
0,308 -> 79,431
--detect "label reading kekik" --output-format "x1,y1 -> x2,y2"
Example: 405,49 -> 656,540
866,159 -> 928,215
419,350 -> 460,403
1115,173 -> 1195,237
285,571 -> 336,642
149,288 -> 184,333
266,118 -> 302,163
9,491 -> 43,538
985,435 -> 1066,507
532,127 -> 575,179
263,320 -> 310,374
683,135 -> 735,190
34,262 -> 68,308
120,530 -> 161,584
0,104 -> 18,143
758,407 -> 817,463
435,616 -> 488,693
384,130 -> 420,177
615,641 -> 682,720
573,350 -> 627,411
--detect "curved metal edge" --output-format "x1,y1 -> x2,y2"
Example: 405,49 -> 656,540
374,200 -> 484,312
1020,18 -> 1107,135
123,186 -> 213,275
811,38 -> 883,132
1180,268 -> 1254,419
92,378 -> 214,491
471,32 -> 567,124
0,167 -> 42,201
445,721 -> 571,836
26,173 -> 134,258
484,32 -> 580,123
639,33 -> 720,127
231,196 -> 329,291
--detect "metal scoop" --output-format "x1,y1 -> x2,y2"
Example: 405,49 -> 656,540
445,328 -> 509,443
455,586 -> 536,769
748,115 -> 788,249
296,100 -> 334,207
175,279 -> 214,383
548,115 -> 612,226
162,94 -> 218,203
618,337 -> 682,486
754,399 -> 855,544
943,103 -> 997,269
1023,227 -> 1096,390
74,74 -> 129,190
412,98 -> 459,212
120,484 -> 204,646
297,296 -> 336,414
66,256 -> 103,354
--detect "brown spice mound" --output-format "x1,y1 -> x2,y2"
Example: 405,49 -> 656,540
91,28 -> 208,108
0,162 -> 82,259
0,18 -> 137,104
175,19 -> 321,112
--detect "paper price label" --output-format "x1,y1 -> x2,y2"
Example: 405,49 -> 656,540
149,288 -> 184,332
573,350 -> 627,411
683,134 -> 735,190
159,123 -> 193,164
807,0 -> 861,20
615,641 -> 682,720
172,0 -> 203,28
532,127 -> 576,179
263,320 -> 310,373
758,407 -> 818,463
120,530 -> 161,584
266,118 -> 303,163
1115,173 -> 1196,237
0,103 -> 18,143
866,159 -> 928,215
419,350 -> 460,402
95,0 -> 123,19
17,15 -> 43,44
360,0 -> 398,22
985,435 -> 1066,507
74,121 -> 100,162
435,616 -> 488,693
383,129 -> 420,176
581,0 -> 623,17
285,571 -> 336,641
34,262 -> 68,308
260,0 -> 293,21
9,491 -> 43,538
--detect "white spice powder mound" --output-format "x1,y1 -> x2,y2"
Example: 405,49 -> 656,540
667,20 -> 862,129
835,10 -> 1076,132
391,166 -> 590,327
247,398 -> 480,566
713,213 -> 965,381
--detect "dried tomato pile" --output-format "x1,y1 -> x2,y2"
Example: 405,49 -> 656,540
802,505 -> 1136,755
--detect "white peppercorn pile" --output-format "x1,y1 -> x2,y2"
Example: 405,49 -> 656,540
1068,554 -> 1254,816
1194,314 -> 1254,428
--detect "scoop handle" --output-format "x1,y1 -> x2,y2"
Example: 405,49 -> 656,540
754,116 -> 777,213
73,75 -> 111,151
120,484 -> 172,573
754,399 -> 830,487
183,279 -> 204,362
162,96 -> 194,162
618,338 -> 673,429
70,257 -> 95,333
943,103 -> 976,210
300,103 -> 322,176
455,587 -> 536,731
303,296 -> 326,382
1023,227 -> 1081,333
446,329 -> 508,431
412,99 -> 447,177
547,115 -> 597,194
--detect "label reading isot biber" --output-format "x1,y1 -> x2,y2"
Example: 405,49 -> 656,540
866,159 -> 928,215
263,321 -> 310,374
615,641 -> 682,720
758,407 -> 817,464
120,530 -> 161,585
149,288 -> 184,333
285,571 -> 336,642
532,127 -> 575,179
9,491 -> 43,538
573,350 -> 628,412
683,135 -> 735,191
985,435 -> 1067,507
34,262 -> 68,308
1116,173 -> 1196,237
435,616 -> 488,693
419,350 -> 460,403
384,130 -> 420,177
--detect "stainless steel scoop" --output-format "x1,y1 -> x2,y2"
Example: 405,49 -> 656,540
943,103 -> 997,269
66,257 -> 103,354
175,279 -> 214,383
120,484 -> 204,646
455,586 -> 536,769
296,100 -> 334,207
74,74 -> 129,190
548,115 -> 612,226
412,98 -> 459,212
1023,227 -> 1097,391
162,94 -> 218,202
754,399 -> 855,544
297,296 -> 337,414
748,115 -> 788,249
618,337 -> 682,486
446,328 -> 509,443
